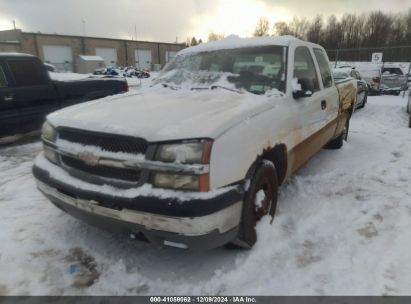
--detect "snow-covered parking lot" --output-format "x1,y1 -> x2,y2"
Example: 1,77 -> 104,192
1,94 -> 411,295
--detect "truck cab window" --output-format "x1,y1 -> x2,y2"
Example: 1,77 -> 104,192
313,48 -> 333,88
0,65 -> 7,87
7,60 -> 48,87
293,47 -> 320,92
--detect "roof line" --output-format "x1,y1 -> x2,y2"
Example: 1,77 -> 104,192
21,31 -> 185,46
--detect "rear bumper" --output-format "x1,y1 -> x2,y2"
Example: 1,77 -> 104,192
33,154 -> 243,249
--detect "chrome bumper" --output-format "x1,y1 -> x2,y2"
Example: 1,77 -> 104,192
37,181 -> 242,236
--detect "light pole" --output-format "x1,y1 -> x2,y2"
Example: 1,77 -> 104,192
82,19 -> 86,36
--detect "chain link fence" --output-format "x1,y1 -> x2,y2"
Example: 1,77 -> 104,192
326,46 -> 411,66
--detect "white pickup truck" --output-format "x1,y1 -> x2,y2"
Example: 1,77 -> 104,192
33,36 -> 356,250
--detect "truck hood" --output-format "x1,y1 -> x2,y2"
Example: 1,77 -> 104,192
48,88 -> 283,142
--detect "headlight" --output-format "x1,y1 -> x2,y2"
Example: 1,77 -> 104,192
155,140 -> 212,164
41,121 -> 57,142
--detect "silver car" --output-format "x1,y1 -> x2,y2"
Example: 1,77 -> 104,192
380,66 -> 407,96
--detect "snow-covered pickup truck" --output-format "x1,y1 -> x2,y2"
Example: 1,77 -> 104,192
33,36 -> 356,250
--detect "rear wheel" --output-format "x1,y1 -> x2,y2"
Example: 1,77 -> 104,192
230,161 -> 278,249
324,115 -> 350,149
324,130 -> 344,149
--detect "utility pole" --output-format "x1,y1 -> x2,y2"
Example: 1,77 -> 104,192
134,24 -> 137,41
12,20 -> 16,30
82,19 -> 86,36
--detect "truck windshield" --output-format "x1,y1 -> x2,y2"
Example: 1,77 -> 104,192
154,46 -> 287,95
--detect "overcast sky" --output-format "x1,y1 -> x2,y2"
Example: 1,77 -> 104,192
0,0 -> 409,43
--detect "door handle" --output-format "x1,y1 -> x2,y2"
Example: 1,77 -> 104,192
3,95 -> 13,101
321,100 -> 327,110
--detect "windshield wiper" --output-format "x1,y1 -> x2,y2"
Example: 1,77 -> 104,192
190,85 -> 243,93
161,83 -> 180,90
190,87 -> 209,91
210,85 -> 243,94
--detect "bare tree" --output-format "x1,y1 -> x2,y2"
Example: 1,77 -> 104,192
253,17 -> 270,37
288,17 -> 309,39
273,22 -> 291,36
306,15 -> 323,43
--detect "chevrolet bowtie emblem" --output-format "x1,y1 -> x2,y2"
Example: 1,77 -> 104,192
77,151 -> 100,166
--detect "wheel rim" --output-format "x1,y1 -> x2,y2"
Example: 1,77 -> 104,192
253,178 -> 272,220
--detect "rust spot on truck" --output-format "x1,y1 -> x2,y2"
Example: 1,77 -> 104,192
257,143 -> 288,186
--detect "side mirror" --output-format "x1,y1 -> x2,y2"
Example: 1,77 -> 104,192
293,89 -> 313,99
292,77 -> 314,99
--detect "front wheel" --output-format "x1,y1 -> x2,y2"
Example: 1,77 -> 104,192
230,161 -> 278,249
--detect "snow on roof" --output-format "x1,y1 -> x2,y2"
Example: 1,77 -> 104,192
0,40 -> 20,44
0,52 -> 35,57
178,35 -> 299,56
78,55 -> 104,61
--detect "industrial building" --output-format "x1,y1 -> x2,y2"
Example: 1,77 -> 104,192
0,29 -> 186,72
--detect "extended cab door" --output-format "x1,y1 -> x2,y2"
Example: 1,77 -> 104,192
0,60 -> 20,139
5,58 -> 59,135
312,48 -> 339,130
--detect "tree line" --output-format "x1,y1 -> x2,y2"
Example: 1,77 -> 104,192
185,10 -> 411,61
269,10 -> 411,49
254,10 -> 411,61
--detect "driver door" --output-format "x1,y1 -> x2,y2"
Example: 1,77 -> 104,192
287,46 -> 327,173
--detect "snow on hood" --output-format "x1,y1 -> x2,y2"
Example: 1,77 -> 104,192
47,87 -> 283,142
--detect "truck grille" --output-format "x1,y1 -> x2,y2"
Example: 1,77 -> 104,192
58,128 -> 148,154
56,128 -> 147,184
61,155 -> 141,182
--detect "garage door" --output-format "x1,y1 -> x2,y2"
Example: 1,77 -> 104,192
42,45 -> 73,72
135,49 -> 152,70
95,48 -> 117,67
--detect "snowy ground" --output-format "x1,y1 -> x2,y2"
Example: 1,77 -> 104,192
1,95 -> 411,295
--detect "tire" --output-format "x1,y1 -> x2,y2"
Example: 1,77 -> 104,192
358,95 -> 367,109
409,114 -> 411,128
230,161 -> 278,249
324,131 -> 344,149
325,116 -> 350,149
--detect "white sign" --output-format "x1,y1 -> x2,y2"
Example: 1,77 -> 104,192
372,52 -> 383,63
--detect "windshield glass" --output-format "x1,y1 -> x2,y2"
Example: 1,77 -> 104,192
154,46 -> 287,95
